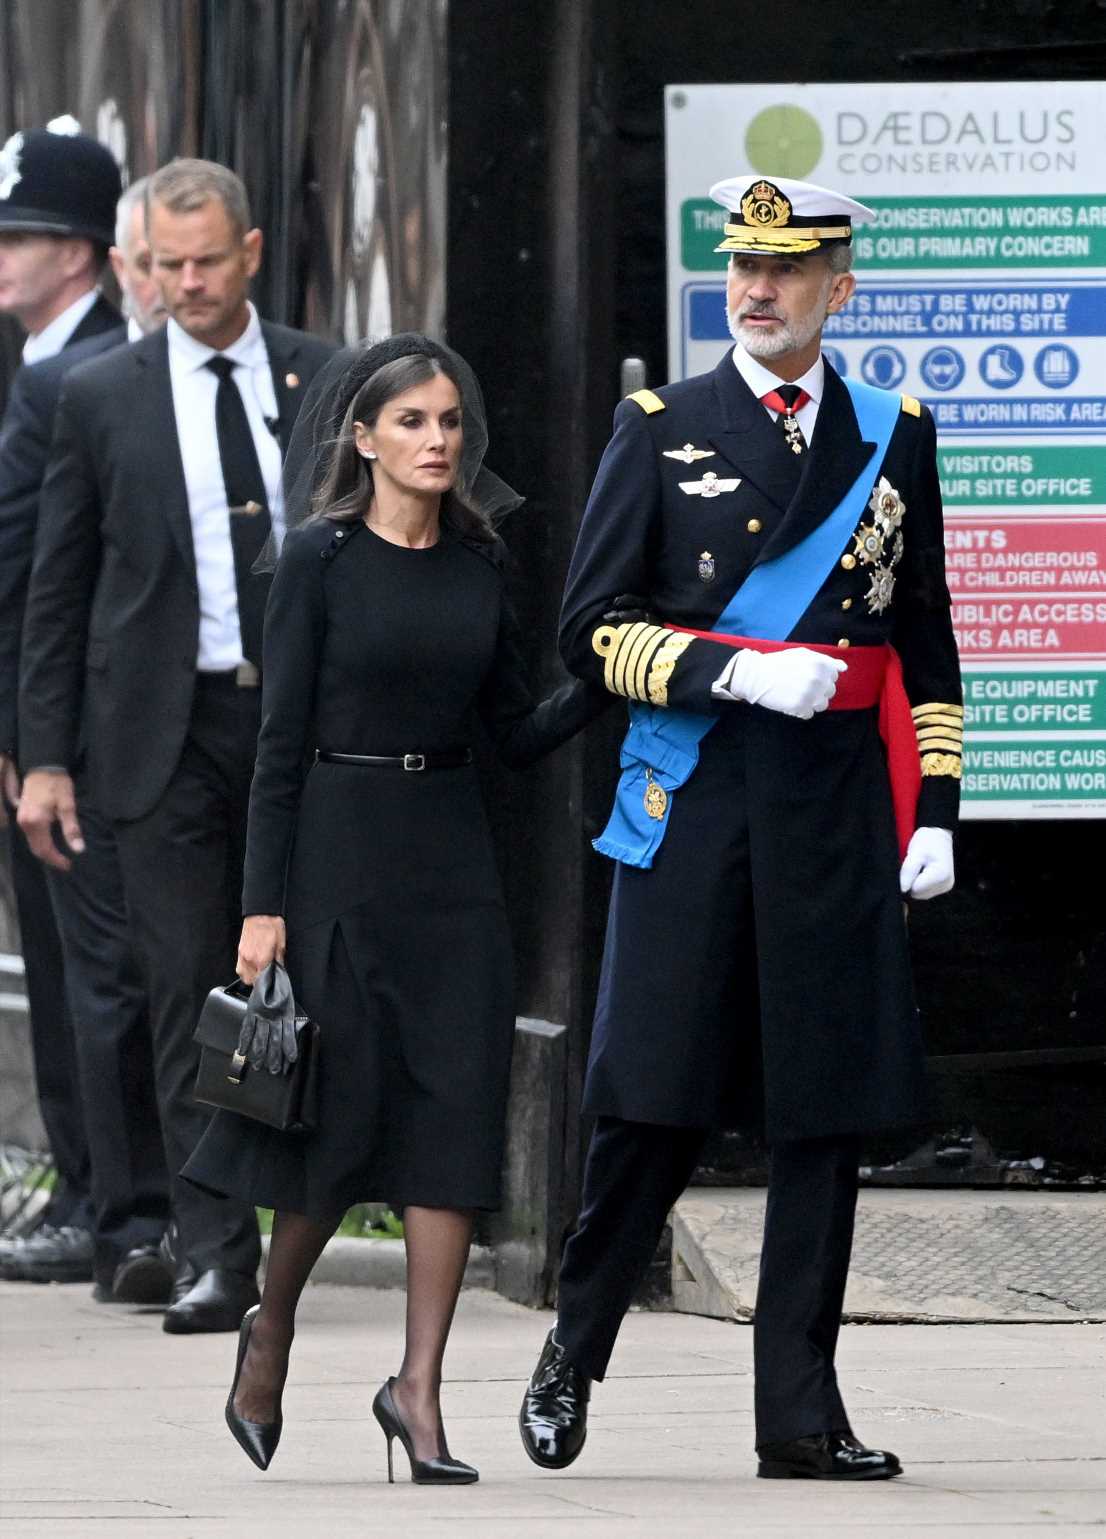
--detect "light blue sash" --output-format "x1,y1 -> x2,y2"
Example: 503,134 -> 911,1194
594,378 -> 901,868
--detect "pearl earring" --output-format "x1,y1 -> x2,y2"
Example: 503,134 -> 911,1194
362,450 -> 377,460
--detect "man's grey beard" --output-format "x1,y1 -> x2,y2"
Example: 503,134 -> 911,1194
726,272 -> 833,359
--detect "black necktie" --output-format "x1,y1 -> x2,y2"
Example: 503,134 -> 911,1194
762,383 -> 810,456
206,355 -> 271,666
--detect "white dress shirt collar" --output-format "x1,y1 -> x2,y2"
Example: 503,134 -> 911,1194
731,342 -> 825,408
22,289 -> 101,365
166,300 -> 267,374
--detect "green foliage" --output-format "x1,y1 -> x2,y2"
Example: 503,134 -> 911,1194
255,1204 -> 403,1239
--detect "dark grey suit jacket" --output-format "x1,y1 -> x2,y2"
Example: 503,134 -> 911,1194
18,319 -> 336,818
0,296 -> 124,753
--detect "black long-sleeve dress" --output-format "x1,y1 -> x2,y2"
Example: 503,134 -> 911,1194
183,516 -> 606,1218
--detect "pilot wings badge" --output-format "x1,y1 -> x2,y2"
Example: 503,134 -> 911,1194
663,443 -> 715,465
679,471 -> 741,498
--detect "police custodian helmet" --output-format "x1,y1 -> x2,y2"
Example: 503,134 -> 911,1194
0,115 -> 122,249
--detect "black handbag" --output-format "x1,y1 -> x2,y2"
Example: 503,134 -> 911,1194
193,963 -> 319,1133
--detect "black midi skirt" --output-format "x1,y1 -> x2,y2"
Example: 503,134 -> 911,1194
183,761 -> 517,1218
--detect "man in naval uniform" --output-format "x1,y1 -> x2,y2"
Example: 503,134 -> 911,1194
520,175 -> 962,1481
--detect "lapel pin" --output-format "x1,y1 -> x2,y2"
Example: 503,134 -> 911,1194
285,372 -> 300,388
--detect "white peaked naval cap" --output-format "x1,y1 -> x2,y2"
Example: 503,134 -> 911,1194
709,175 -> 876,254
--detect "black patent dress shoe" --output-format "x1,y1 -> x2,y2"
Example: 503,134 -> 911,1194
162,1267 -> 260,1334
111,1242 -> 175,1305
757,1432 -> 903,1480
519,1329 -> 591,1469
225,1306 -> 282,1470
0,1224 -> 94,1283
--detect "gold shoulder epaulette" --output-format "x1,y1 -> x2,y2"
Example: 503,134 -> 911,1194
628,388 -> 666,415
900,394 -> 921,417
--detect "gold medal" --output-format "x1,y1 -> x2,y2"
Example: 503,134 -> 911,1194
643,769 -> 668,821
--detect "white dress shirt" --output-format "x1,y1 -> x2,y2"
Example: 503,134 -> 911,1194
167,303 -> 285,671
22,289 -> 101,365
731,343 -> 824,446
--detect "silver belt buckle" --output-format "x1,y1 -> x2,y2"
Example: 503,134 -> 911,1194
402,753 -> 426,772
235,661 -> 261,688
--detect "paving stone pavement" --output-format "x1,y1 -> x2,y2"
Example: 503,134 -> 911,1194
2,1277 -> 1104,1537
673,1189 -> 1106,1324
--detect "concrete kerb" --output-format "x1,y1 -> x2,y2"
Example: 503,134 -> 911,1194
263,1233 -> 496,1290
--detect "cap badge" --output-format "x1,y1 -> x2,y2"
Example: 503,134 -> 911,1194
663,442 -> 714,464
697,550 -> 716,584
0,132 -> 24,201
741,180 -> 792,229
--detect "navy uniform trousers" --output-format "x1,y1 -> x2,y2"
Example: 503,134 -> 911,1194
557,1121 -> 859,1447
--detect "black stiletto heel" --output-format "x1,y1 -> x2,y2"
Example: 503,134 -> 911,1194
225,1304 -> 283,1470
371,1377 -> 478,1485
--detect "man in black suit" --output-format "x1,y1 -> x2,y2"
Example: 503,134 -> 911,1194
18,158 -> 336,1333
2,173 -> 177,1304
0,122 -> 125,1286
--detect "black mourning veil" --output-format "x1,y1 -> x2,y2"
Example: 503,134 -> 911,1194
259,332 -> 523,570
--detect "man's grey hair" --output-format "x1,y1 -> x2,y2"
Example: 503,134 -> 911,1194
113,176 -> 150,250
728,243 -> 854,275
145,158 -> 252,237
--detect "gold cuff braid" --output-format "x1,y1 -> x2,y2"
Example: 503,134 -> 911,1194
591,622 -> 694,706
921,752 -> 962,779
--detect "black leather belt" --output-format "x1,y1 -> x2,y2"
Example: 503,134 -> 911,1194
316,749 -> 473,772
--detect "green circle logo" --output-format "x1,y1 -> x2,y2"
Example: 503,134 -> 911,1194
744,105 -> 823,179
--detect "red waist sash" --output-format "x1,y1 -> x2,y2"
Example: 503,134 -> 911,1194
671,628 -> 921,859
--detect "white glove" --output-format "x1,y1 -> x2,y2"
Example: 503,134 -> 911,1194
713,647 -> 847,720
899,826 -> 955,899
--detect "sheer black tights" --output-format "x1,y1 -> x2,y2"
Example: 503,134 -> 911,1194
390,1205 -> 474,1461
233,1210 -> 336,1424
232,1204 -> 474,1462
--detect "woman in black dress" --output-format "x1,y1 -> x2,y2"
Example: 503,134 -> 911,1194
183,335 -> 607,1483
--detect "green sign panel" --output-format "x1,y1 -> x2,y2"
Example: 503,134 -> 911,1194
938,446 -> 1106,505
680,197 -> 1106,273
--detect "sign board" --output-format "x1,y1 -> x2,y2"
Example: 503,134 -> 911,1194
665,81 -> 1106,818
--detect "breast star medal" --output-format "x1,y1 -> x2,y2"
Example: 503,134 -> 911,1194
852,523 -> 885,565
664,443 -> 715,464
643,768 -> 668,820
869,476 -> 905,530
860,479 -> 907,613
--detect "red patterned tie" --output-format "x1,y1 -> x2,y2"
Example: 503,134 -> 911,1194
761,383 -> 811,455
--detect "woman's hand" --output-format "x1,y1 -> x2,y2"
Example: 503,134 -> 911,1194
237,915 -> 287,985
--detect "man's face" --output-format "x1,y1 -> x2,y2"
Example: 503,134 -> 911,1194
726,251 -> 855,361
0,232 -> 87,330
148,198 -> 261,349
109,201 -> 166,334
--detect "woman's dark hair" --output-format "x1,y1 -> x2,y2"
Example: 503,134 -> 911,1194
310,353 -> 494,543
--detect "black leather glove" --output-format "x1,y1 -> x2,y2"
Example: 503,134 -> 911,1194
602,593 -> 657,625
235,961 -> 300,1075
